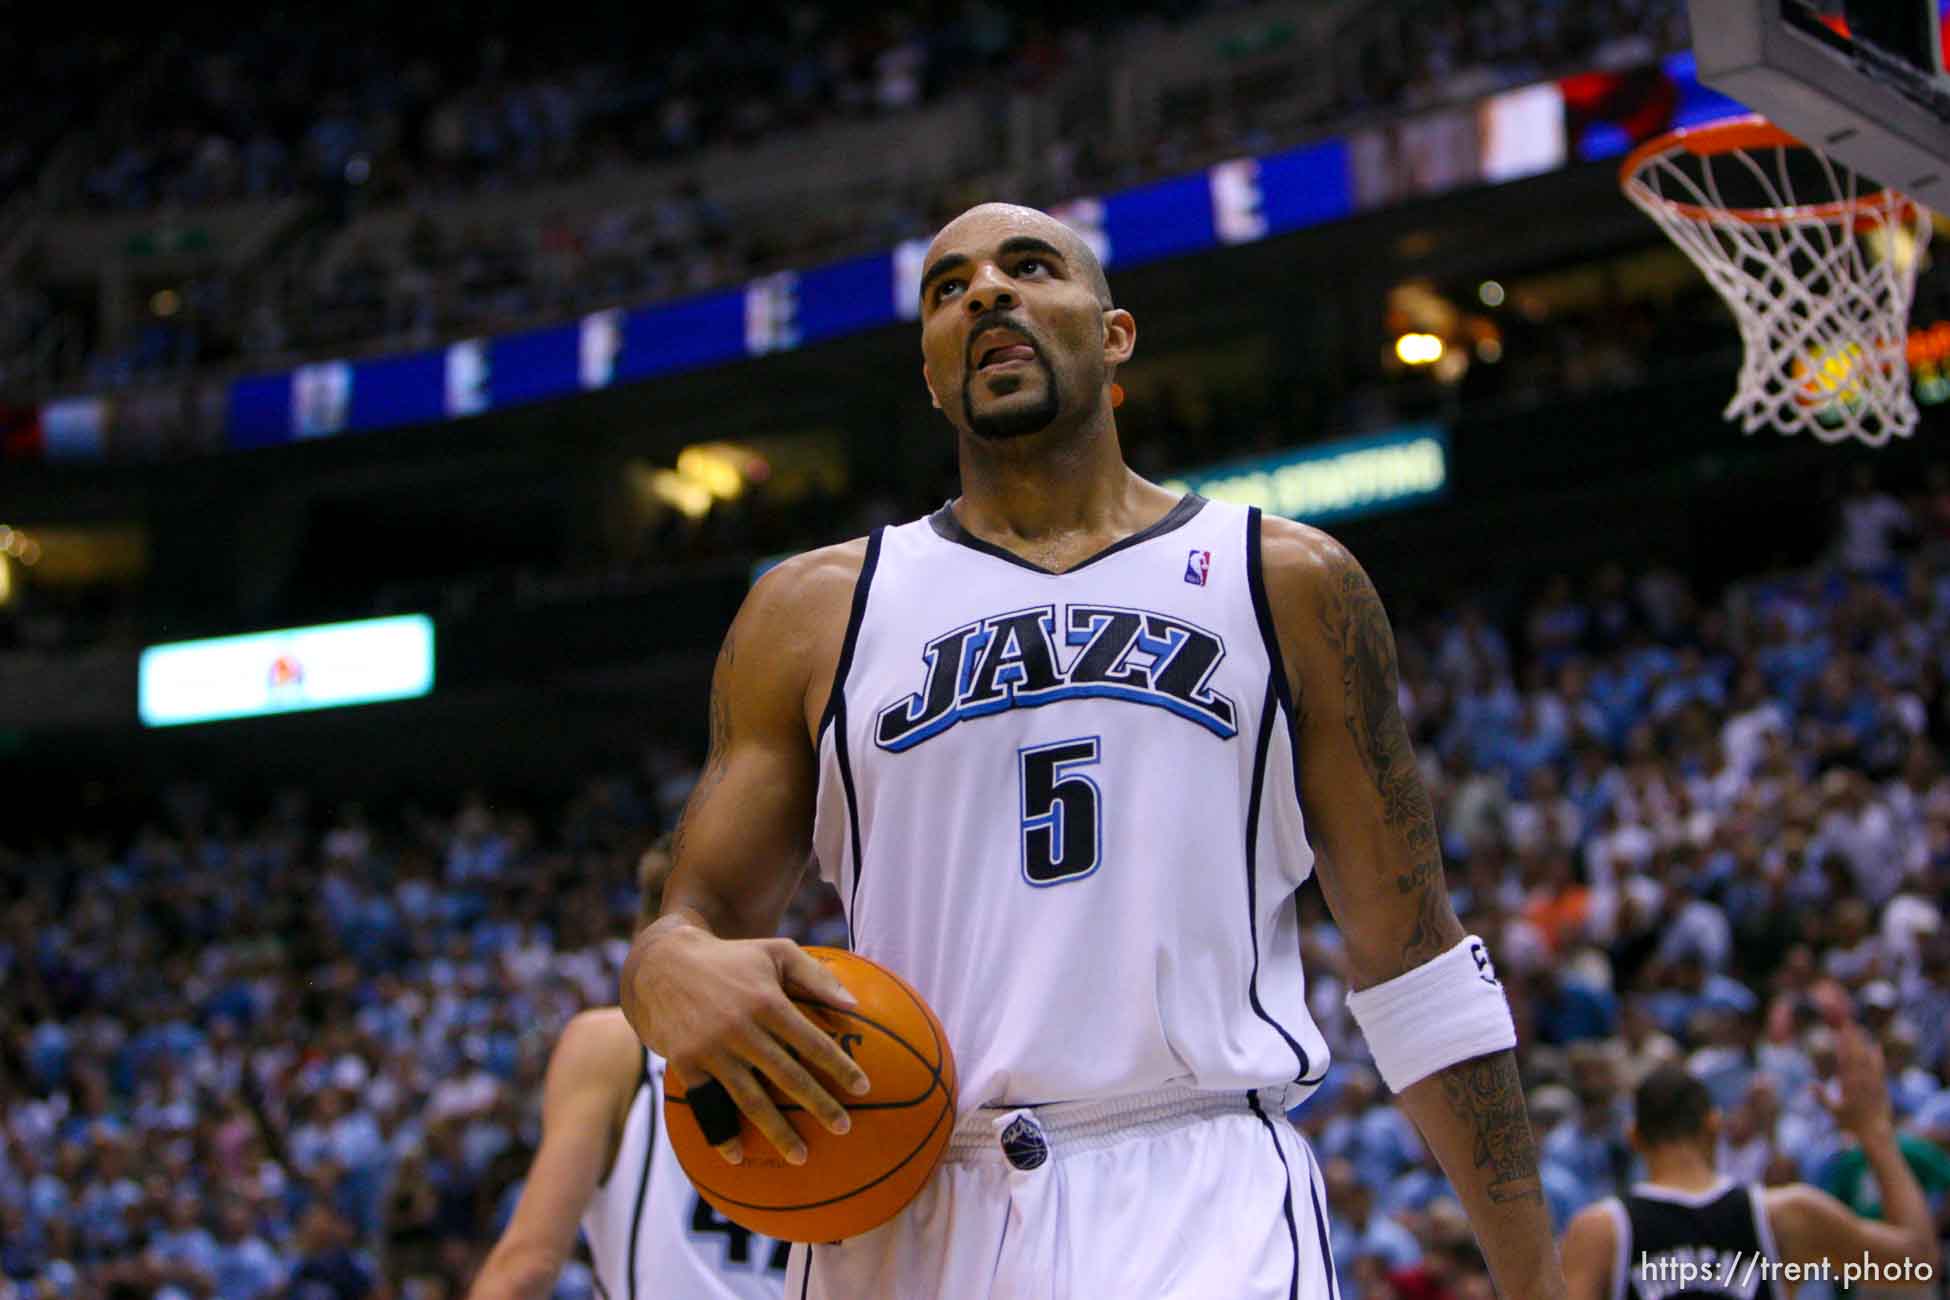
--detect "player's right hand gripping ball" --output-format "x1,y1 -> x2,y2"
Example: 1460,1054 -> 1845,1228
663,947 -> 958,1242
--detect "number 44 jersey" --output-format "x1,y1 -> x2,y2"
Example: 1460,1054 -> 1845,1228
581,1053 -> 788,1300
811,495 -> 1333,1111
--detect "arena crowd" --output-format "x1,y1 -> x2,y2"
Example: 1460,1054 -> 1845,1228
4,0 -> 1694,397
4,467 -> 1949,1298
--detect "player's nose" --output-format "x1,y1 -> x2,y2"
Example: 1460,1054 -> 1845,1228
961,262 -> 1017,316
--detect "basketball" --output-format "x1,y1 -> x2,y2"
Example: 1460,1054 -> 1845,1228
662,946 -> 957,1243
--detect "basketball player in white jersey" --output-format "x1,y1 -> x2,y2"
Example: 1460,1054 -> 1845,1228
469,844 -> 787,1300
621,202 -> 1569,1298
1561,992 -> 1937,1300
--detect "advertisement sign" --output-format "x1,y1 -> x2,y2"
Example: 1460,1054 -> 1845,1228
139,614 -> 435,728
1162,425 -> 1449,525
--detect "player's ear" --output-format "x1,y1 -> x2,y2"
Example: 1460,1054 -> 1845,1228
1102,308 -> 1136,369
922,362 -> 942,410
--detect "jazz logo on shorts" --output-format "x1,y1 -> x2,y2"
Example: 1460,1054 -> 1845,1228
1184,549 -> 1212,586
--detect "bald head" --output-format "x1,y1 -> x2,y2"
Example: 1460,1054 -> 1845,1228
917,201 -> 1135,442
924,203 -> 1113,309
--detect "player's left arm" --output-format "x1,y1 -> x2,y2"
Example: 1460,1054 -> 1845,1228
468,1009 -> 640,1300
1261,516 -> 1566,1300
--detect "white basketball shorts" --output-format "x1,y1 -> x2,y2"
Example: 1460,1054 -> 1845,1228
785,1085 -> 1342,1300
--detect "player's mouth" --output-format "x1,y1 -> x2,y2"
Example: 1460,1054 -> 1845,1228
971,329 -> 1039,372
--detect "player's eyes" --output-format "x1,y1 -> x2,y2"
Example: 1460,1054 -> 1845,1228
933,259 -> 1048,303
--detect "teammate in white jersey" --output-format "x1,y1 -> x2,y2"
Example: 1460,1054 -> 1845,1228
470,846 -> 787,1300
622,202 -> 1569,1298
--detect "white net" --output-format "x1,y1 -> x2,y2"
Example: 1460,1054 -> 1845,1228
1621,120 -> 1933,446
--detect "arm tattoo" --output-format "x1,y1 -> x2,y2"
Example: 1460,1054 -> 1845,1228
1436,1050 -> 1544,1204
1309,551 -> 1542,1209
1316,551 -> 1458,966
669,624 -> 738,867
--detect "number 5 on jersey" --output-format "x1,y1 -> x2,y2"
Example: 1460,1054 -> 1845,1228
1018,737 -> 1103,886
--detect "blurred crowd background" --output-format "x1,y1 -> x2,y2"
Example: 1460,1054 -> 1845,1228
5,469 -> 1950,1298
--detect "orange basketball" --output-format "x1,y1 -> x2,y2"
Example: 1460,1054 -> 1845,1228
663,946 -> 957,1243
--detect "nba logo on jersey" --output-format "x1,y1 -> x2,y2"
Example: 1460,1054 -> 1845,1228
1184,549 -> 1212,586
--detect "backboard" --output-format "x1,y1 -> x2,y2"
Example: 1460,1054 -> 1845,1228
1688,0 -> 1950,207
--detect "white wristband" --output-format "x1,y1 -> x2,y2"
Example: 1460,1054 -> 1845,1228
1344,934 -> 1518,1093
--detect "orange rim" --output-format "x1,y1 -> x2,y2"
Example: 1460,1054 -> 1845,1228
1619,114 -> 1914,228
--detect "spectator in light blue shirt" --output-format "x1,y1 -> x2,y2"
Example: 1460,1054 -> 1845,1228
148,1193 -> 220,1293
1323,1155 -> 1422,1300
1645,953 -> 1757,1038
1777,1026 -> 1846,1181
1317,1070 -> 1420,1191
12,1145 -> 69,1229
1879,1023 -> 1938,1118
212,1200 -> 288,1300
27,1021 -> 71,1090
75,1136 -> 142,1256
1542,1044 -> 1630,1203
1541,1160 -> 1594,1235
1380,1158 -> 1451,1218
286,1085 -> 389,1236
1913,1088 -> 1950,1148
1901,936 -> 1950,1072
0,1201 -> 47,1281
1496,701 -> 1567,798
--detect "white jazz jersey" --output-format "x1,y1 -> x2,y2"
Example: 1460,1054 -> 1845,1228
581,1052 -> 788,1300
811,495 -> 1332,1111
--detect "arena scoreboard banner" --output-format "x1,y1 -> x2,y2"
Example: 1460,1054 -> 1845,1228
138,614 -> 435,728
220,140 -> 1350,448
0,53 -> 1751,464
176,53 -> 1738,453
1162,424 -> 1449,525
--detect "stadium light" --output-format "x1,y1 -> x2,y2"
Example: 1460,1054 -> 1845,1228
652,470 -> 715,519
1395,333 -> 1445,366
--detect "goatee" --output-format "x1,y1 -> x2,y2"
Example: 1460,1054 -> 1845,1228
963,364 -> 1063,441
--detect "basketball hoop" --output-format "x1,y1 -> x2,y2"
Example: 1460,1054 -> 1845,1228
1620,116 -> 1934,446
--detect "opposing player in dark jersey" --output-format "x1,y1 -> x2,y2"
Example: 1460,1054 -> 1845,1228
468,843 -> 786,1300
622,202 -> 1567,1298
1561,992 -> 1938,1300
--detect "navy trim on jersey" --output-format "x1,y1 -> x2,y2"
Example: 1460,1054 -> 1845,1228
817,529 -> 885,742
1245,675 -> 1313,1083
624,1057 -> 657,1300
1244,507 -> 1306,794
1246,506 -> 1332,1088
819,529 -> 883,934
837,705 -> 865,928
798,1246 -> 813,1299
926,492 -> 1207,576
1249,1093 -> 1302,1300
1303,1142 -> 1342,1300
